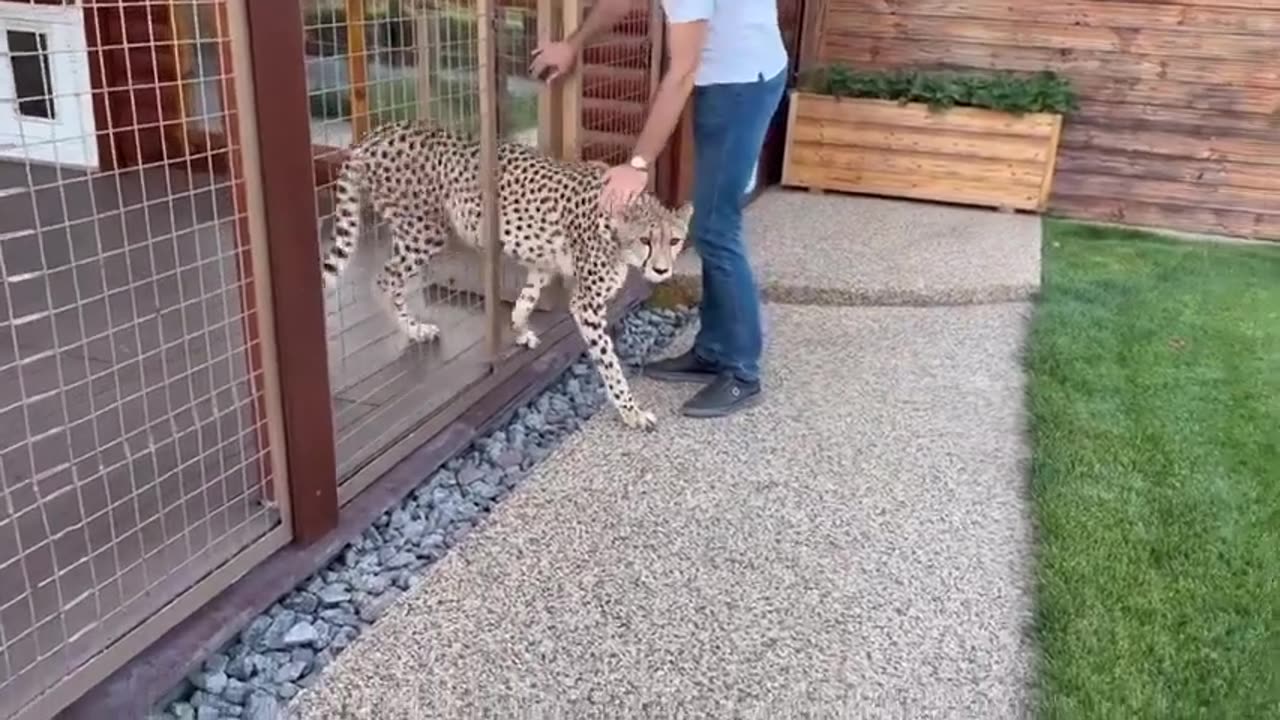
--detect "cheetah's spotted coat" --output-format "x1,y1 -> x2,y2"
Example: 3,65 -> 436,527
319,122 -> 692,430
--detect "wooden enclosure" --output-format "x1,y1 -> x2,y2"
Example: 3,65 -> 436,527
1,1 -> 660,718
782,93 -> 1064,211
798,0 -> 1280,240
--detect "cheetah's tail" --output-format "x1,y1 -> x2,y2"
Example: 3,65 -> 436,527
320,156 -> 366,289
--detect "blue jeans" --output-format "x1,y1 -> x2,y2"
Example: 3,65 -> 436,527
690,67 -> 787,384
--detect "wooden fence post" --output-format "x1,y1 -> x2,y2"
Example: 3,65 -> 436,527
646,0 -> 664,192
345,0 -> 371,138
536,0 -> 564,157
478,0 -> 504,360
797,0 -> 827,73
243,0 -> 340,542
559,0 -> 582,159
415,9 -> 436,123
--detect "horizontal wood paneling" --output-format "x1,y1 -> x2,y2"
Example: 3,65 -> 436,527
822,39 -> 1280,89
809,0 -> 1280,239
782,94 -> 1060,210
788,116 -> 1053,164
831,1 -> 1280,34
826,12 -> 1277,61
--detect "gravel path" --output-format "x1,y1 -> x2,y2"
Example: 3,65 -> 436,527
671,190 -> 1042,307
150,307 -> 695,720
286,303 -> 1037,718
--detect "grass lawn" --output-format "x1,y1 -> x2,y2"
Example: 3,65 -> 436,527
1027,221 -> 1280,718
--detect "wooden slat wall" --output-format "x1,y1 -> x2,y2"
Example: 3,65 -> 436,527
803,0 -> 1280,240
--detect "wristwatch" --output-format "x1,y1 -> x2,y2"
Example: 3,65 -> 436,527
628,155 -> 649,173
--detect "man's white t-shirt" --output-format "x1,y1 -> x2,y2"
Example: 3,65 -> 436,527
662,0 -> 789,86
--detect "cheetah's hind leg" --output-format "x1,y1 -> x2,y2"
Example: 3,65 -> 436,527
374,218 -> 448,343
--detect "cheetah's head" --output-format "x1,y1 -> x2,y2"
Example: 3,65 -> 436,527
615,201 -> 693,284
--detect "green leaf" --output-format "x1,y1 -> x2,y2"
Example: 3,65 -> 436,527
796,65 -> 1078,116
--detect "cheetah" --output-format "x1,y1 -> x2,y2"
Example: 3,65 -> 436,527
319,121 -> 692,431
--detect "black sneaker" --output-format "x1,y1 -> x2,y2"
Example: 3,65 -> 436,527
642,349 -> 722,384
680,373 -> 763,418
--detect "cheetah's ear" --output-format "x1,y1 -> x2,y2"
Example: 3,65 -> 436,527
672,202 -> 694,235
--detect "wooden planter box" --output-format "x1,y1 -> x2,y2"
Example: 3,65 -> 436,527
781,92 -> 1064,212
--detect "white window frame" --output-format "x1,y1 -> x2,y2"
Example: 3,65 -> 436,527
0,1 -> 98,169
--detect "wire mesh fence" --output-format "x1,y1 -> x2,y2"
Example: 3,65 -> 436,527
0,0 -> 662,714
496,2 -> 537,145
578,0 -> 656,167
0,1 -> 284,717
305,0 -> 521,486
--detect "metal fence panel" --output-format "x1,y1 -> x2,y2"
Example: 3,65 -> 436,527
578,0 -> 660,167
0,1 -> 288,716
305,0 -> 542,495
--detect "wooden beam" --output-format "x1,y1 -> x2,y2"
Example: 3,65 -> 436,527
478,0 -> 505,360
345,0 -> 371,138
243,0 -> 340,542
645,0 -> 663,192
169,0 -> 195,134
797,0 -> 827,73
559,0 -> 583,158
415,10 -> 437,124
536,0 -> 564,156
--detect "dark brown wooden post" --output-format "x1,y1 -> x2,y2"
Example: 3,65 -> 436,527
796,0 -> 826,73
243,0 -> 340,542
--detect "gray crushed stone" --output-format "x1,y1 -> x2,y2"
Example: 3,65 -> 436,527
150,306 -> 694,720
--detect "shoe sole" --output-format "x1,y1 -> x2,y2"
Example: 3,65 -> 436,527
680,390 -> 764,419
642,368 -> 720,384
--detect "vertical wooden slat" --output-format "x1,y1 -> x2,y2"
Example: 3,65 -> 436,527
644,0 -> 664,192
243,0 -> 340,542
223,0 -> 295,525
478,0 -> 504,360
1038,114 -> 1065,212
169,1 -> 195,132
779,91 -> 800,188
415,10 -> 436,123
536,0 -> 564,156
81,1 -> 117,171
345,0 -> 371,139
495,8 -> 509,137
798,0 -> 827,74
213,0 -> 273,507
559,0 -> 583,159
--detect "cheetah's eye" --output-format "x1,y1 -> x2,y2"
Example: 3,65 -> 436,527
668,236 -> 682,247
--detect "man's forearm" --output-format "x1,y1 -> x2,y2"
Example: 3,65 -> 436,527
632,69 -> 696,167
567,0 -> 634,50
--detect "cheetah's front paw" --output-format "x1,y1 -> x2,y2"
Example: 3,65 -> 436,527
620,407 -> 658,431
515,329 -> 541,349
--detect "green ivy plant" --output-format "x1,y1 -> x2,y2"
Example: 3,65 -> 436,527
796,64 -> 1078,116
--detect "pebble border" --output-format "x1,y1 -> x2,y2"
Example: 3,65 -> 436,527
151,306 -> 695,720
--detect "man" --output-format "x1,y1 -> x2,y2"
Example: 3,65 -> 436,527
531,0 -> 787,419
